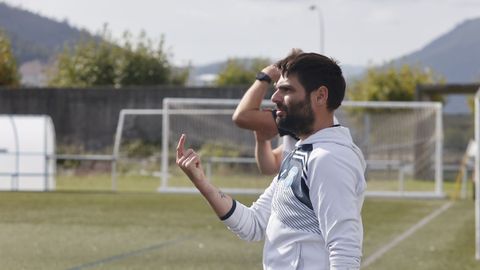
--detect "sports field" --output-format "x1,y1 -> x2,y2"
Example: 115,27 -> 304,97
0,181 -> 478,270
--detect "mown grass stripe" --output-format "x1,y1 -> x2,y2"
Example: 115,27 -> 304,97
66,236 -> 191,270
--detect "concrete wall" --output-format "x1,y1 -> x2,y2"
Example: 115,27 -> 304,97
0,86 -> 255,152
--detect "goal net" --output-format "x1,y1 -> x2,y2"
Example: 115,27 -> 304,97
113,98 -> 444,197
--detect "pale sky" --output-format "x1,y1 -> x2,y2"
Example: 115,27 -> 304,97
3,0 -> 480,67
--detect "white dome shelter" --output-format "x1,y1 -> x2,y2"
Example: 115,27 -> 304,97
0,115 -> 56,191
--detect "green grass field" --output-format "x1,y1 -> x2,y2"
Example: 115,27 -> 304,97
0,186 -> 478,269
56,168 -> 464,194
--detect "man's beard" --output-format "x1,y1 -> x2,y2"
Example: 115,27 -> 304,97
276,98 -> 315,137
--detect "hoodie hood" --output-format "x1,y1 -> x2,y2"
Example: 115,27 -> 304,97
296,126 -> 367,171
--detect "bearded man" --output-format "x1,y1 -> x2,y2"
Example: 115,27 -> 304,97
176,51 -> 367,270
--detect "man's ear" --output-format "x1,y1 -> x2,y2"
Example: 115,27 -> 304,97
311,86 -> 328,107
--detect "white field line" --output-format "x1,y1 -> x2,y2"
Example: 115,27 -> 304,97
362,201 -> 453,268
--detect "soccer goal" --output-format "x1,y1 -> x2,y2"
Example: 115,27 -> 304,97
112,98 -> 444,198
337,100 -> 444,198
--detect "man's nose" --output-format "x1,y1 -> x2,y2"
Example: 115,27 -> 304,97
271,89 -> 282,104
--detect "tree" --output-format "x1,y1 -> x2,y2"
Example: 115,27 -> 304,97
215,58 -> 270,86
348,64 -> 444,101
48,27 -> 188,87
0,29 -> 20,86
115,31 -> 172,86
49,36 -> 116,87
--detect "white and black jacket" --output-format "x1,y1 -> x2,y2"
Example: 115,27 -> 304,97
221,126 -> 367,270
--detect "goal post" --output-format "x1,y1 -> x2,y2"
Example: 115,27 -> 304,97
111,109 -> 165,191
111,98 -> 444,198
475,88 -> 480,260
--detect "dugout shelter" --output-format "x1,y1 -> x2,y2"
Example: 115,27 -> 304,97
0,115 -> 56,191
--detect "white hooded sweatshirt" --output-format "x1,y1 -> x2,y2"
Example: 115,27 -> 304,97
222,126 -> 367,270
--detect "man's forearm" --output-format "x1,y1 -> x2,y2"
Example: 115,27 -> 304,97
194,179 -> 234,219
232,80 -> 270,127
233,65 -> 279,128
255,139 -> 278,175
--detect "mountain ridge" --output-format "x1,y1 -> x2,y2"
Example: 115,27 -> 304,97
0,2 -> 92,64
394,17 -> 480,83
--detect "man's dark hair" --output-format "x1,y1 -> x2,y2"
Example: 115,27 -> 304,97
277,52 -> 346,111
274,48 -> 303,69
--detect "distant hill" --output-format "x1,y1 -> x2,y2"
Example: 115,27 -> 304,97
394,17 -> 480,83
0,2 -> 93,64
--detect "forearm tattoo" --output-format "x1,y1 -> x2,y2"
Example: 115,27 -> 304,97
219,190 -> 227,199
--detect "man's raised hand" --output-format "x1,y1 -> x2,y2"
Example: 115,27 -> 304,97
176,134 -> 206,184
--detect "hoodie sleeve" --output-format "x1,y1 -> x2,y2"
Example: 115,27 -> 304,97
308,150 -> 364,270
221,179 -> 276,241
